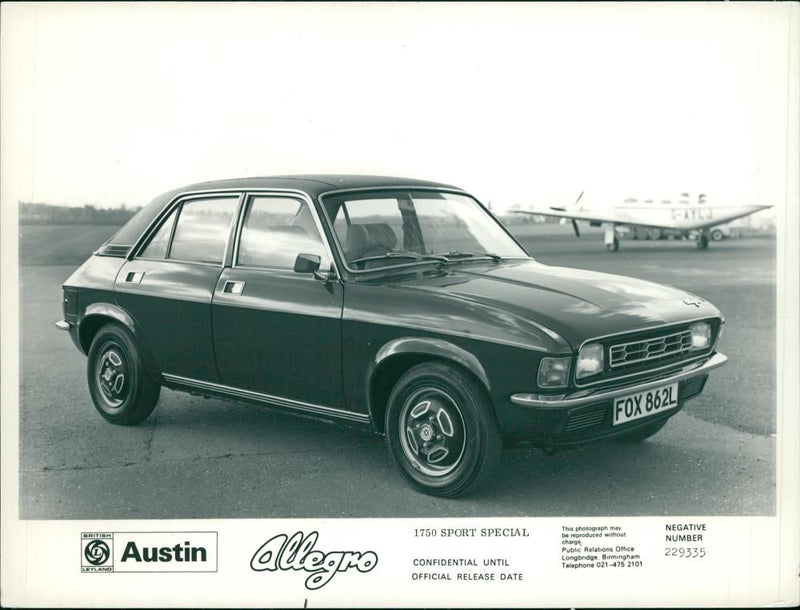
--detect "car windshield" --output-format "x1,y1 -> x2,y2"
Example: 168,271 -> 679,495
322,190 -> 528,270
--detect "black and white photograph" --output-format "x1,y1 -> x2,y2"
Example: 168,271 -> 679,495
2,2 -> 798,607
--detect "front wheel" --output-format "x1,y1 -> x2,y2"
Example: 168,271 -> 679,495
87,324 -> 160,425
385,363 -> 501,497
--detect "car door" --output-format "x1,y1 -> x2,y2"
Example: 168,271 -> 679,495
212,193 -> 345,409
115,193 -> 242,382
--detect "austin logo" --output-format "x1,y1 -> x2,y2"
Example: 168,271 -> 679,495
251,531 -> 378,590
81,532 -> 114,572
84,540 -> 110,565
81,531 -> 217,573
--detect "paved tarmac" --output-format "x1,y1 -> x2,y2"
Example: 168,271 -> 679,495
17,231 -> 776,518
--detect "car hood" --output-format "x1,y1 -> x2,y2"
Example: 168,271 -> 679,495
394,259 -> 720,348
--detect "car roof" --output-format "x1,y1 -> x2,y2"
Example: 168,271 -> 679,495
175,174 -> 463,198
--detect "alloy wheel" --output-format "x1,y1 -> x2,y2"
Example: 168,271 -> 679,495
95,344 -> 130,409
398,388 -> 466,477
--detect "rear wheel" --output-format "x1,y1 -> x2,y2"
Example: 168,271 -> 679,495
710,229 -> 724,241
614,419 -> 667,442
87,324 -> 160,425
385,363 -> 501,497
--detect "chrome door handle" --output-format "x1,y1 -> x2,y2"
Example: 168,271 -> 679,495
124,271 -> 145,284
223,281 -> 245,295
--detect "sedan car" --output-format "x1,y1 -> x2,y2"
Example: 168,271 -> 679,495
57,175 -> 727,497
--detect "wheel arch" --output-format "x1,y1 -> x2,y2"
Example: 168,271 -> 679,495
367,337 -> 492,434
79,304 -> 161,381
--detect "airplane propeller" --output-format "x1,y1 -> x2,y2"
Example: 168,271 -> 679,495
571,191 -> 584,237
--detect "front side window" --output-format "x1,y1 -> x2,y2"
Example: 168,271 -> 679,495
323,190 -> 528,269
237,196 -> 329,269
168,197 -> 239,264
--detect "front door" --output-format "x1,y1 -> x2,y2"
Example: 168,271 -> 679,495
212,194 -> 345,409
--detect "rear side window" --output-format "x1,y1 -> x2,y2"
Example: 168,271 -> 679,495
237,196 -> 329,269
168,197 -> 238,264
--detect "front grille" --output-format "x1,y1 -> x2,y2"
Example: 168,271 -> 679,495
576,319 -> 720,388
564,408 -> 606,432
609,329 -> 693,369
679,375 -> 707,400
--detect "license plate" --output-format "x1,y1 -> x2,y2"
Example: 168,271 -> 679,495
612,383 -> 678,425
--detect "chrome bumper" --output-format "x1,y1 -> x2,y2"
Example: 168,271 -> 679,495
55,320 -> 71,330
511,352 -> 728,409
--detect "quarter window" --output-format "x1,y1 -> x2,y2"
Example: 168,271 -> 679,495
237,196 -> 329,269
140,208 -> 177,259
168,197 -> 238,264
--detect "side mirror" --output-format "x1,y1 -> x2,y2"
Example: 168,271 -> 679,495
294,253 -> 321,274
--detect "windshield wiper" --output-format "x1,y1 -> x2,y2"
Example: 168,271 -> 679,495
349,251 -> 448,266
439,251 -> 503,262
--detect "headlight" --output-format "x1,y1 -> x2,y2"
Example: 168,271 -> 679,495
576,343 -> 604,379
690,322 -> 711,350
537,357 -> 571,388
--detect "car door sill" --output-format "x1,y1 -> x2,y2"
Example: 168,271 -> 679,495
161,373 -> 370,424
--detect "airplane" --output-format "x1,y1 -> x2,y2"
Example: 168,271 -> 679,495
513,192 -> 773,251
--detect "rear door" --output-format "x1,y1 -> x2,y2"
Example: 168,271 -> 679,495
212,193 -> 345,409
115,193 -> 241,382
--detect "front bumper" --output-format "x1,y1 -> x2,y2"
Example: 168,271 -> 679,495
504,352 -> 727,446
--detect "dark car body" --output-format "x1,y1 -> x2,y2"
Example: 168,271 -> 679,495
58,175 -> 727,496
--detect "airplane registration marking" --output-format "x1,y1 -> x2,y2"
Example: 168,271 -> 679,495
671,208 -> 714,221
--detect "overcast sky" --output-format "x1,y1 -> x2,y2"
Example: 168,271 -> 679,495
2,2 -> 796,212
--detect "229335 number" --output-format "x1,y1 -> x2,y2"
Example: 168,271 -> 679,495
665,547 -> 706,558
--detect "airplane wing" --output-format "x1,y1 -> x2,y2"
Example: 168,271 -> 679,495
513,205 -> 773,231
683,205 -> 775,230
513,207 -> 674,230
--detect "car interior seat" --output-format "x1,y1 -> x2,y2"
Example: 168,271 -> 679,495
346,223 -> 398,264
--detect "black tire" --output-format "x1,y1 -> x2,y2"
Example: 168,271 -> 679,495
385,363 -> 502,497
710,229 -> 724,242
696,234 -> 709,250
614,419 -> 667,443
87,324 -> 160,425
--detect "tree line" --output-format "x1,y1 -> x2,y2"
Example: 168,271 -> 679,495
19,202 -> 140,225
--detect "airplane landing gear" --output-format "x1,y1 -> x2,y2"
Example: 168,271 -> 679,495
603,223 -> 619,252
696,232 -> 710,250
